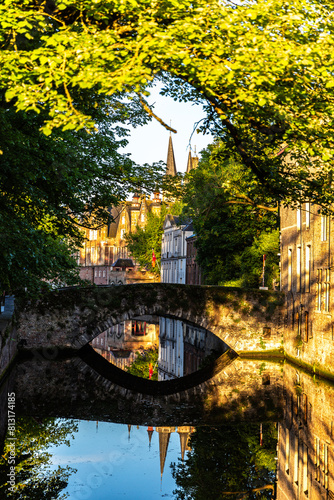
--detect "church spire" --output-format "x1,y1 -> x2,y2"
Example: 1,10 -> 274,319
186,150 -> 193,174
166,135 -> 177,176
186,147 -> 199,174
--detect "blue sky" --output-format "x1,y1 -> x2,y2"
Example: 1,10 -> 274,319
48,420 -> 189,500
124,84 -> 213,173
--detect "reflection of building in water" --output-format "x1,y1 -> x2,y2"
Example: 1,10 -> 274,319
90,318 -> 158,369
156,426 -> 194,477
159,318 -> 184,379
127,424 -> 194,478
158,317 -> 227,380
126,425 -> 195,478
277,364 -> 334,499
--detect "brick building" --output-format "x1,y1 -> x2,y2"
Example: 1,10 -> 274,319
79,193 -> 162,285
280,203 -> 334,377
185,228 -> 202,285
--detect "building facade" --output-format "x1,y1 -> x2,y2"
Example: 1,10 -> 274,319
185,231 -> 202,285
280,203 -> 334,377
160,215 -> 194,284
79,192 -> 162,285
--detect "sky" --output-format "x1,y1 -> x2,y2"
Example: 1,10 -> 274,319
123,84 -> 213,173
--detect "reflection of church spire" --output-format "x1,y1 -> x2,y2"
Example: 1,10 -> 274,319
166,135 -> 177,176
156,427 -> 175,478
147,426 -> 154,448
177,426 -> 194,459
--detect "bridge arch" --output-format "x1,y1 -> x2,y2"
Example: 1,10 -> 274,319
17,283 -> 284,354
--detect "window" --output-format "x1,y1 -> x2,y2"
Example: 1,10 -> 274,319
304,312 -> 309,343
325,269 -> 330,312
285,431 -> 290,474
296,312 -> 300,336
121,215 -> 125,224
91,247 -> 96,263
317,269 -> 322,311
305,245 -> 311,292
315,437 -> 320,482
131,321 -> 146,336
89,229 -> 98,240
297,205 -> 301,230
294,435 -> 299,484
324,443 -> 329,489
302,443 -> 308,496
302,393 -> 308,422
288,249 -> 293,291
305,202 -> 310,229
120,229 -> 125,239
297,246 -> 301,292
321,215 -> 328,241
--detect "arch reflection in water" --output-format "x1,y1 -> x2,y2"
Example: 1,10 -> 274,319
90,316 -> 228,380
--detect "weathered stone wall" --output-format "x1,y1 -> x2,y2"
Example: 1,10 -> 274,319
16,284 -> 285,355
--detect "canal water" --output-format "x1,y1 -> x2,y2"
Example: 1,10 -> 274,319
0,317 -> 333,499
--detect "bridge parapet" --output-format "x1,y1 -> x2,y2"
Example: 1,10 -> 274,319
16,284 -> 285,355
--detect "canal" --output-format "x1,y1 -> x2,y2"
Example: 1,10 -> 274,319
0,315 -> 333,499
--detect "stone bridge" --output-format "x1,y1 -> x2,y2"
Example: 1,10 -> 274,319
16,283 -> 285,355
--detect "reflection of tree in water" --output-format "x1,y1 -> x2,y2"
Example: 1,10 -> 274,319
0,417 -> 78,499
125,347 -> 159,380
171,423 -> 277,500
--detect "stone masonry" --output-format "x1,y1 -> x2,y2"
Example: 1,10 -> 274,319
16,284 -> 285,355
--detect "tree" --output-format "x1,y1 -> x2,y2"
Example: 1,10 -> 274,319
0,417 -> 78,499
0,89 -> 164,293
1,0 -> 334,208
181,142 -> 278,286
125,201 -> 183,275
240,231 -> 280,290
171,423 -> 277,500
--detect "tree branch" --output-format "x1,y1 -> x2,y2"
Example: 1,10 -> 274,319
222,200 -> 278,212
137,94 -> 177,133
